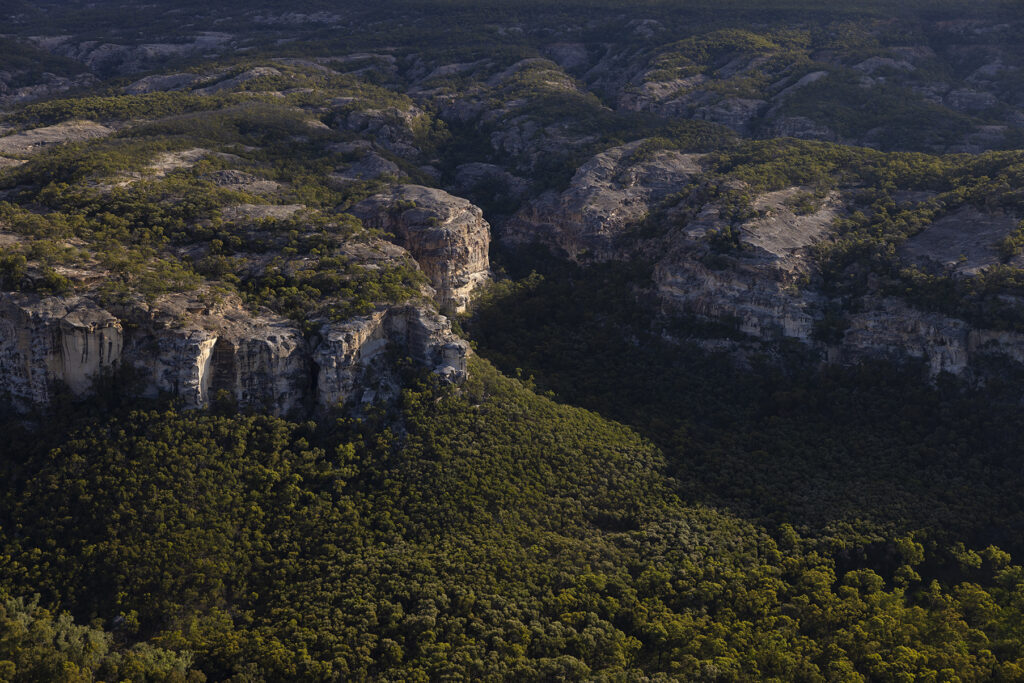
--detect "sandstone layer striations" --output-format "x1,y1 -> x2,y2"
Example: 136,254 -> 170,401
353,185 -> 491,312
0,293 -> 468,414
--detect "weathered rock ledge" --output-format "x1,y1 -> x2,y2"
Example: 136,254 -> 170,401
509,141 -> 1024,379
503,140 -> 704,259
0,293 -> 469,415
353,185 -> 490,312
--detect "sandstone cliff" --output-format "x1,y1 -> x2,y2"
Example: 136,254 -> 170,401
504,140 -> 704,259
352,185 -> 490,312
0,292 -> 468,414
509,142 -> 1024,378
315,304 -> 470,407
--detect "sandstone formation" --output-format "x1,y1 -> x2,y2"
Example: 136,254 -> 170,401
124,73 -> 202,94
331,152 -> 402,183
0,292 -> 468,415
0,296 -> 122,405
315,304 -> 470,407
31,33 -> 234,77
196,67 -> 282,95
654,186 -> 839,341
504,140 -> 705,259
0,121 -> 115,156
0,73 -> 99,108
333,103 -> 431,159
352,185 -> 490,312
509,142 -> 1024,378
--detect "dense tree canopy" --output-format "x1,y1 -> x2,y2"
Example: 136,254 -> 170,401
1,353 -> 1024,680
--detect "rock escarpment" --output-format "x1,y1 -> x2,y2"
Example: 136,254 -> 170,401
315,304 -> 470,407
0,296 -> 122,405
511,142 -> 1024,378
0,293 -> 468,414
655,194 -> 1024,377
333,103 -> 431,159
504,140 -> 705,259
352,185 -> 490,312
655,186 -> 840,343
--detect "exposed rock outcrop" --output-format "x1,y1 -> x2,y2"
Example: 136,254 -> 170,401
331,152 -> 401,183
897,207 -> 1022,275
196,67 -> 281,95
505,140 -> 704,259
0,72 -> 98,108
333,103 -> 431,159
0,121 -> 115,156
315,304 -> 469,407
0,292 -> 467,414
352,185 -> 490,312
509,142 -> 1024,378
0,295 -> 122,405
124,73 -> 202,94
31,33 -> 234,77
653,190 -> 1024,376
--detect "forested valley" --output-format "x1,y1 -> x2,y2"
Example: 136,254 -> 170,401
2,0 -> 1024,680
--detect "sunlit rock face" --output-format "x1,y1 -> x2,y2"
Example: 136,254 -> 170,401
315,304 -> 469,409
0,293 -> 468,414
353,185 -> 490,313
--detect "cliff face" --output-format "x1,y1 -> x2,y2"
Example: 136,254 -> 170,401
121,300 -> 311,414
659,202 -> 1024,377
0,296 -> 122,405
315,304 -> 470,407
510,142 -> 1024,378
504,140 -> 704,259
353,185 -> 490,312
0,293 -> 468,414
655,186 -> 839,344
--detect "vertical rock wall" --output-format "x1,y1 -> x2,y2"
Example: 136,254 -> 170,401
352,185 -> 490,312
0,293 -> 469,414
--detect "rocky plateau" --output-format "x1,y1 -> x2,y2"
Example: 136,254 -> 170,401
2,5 -> 1024,415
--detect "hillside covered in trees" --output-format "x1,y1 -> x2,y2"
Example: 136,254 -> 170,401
2,0 -> 1024,680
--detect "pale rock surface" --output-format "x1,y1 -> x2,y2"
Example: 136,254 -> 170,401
32,33 -> 233,76
124,73 -> 202,94
315,304 -> 469,407
352,185 -> 490,312
0,292 -> 468,414
655,190 -> 828,342
0,295 -> 122,405
898,207 -> 1020,275
0,72 -> 98,107
692,97 -> 767,134
509,142 -> 1024,377
196,67 -> 281,95
205,170 -> 283,194
331,152 -> 401,183
0,121 -> 114,156
335,104 -> 430,159
222,204 -> 306,221
840,299 -> 972,376
505,140 -> 704,258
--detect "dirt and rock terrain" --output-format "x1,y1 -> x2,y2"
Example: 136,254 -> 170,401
5,3 -> 1024,682
1,0 -> 1024,409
